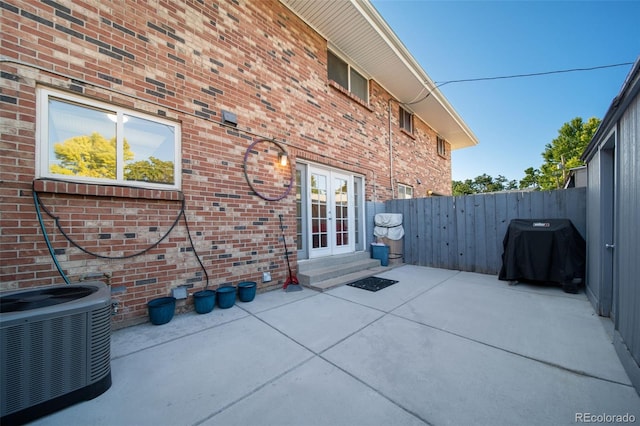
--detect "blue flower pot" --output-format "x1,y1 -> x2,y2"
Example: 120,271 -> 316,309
216,286 -> 236,309
147,297 -> 176,325
193,290 -> 216,314
237,281 -> 257,302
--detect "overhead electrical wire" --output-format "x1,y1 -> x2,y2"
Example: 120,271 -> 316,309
435,62 -> 635,87
402,61 -> 635,106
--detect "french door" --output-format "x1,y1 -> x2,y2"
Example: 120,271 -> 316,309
309,166 -> 354,258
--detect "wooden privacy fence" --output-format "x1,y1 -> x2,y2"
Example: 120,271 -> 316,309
385,188 -> 586,275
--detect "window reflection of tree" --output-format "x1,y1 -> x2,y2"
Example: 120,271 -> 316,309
48,98 -> 176,185
52,134 -> 174,184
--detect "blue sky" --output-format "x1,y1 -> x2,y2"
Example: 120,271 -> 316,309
371,0 -> 640,182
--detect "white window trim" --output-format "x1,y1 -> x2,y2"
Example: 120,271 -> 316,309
36,87 -> 181,190
398,183 -> 413,199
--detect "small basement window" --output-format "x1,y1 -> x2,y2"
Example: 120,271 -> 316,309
37,87 -> 181,189
327,50 -> 369,103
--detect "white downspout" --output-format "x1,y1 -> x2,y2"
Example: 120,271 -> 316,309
388,98 -> 394,199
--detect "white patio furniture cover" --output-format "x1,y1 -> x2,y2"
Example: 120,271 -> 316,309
374,213 -> 404,240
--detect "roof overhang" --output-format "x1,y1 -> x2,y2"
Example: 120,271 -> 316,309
581,55 -> 640,162
280,0 -> 478,150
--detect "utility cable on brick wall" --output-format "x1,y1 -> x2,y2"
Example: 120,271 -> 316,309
3,57 -> 383,204
2,57 -> 302,150
2,57 -> 380,183
1,57 -> 285,145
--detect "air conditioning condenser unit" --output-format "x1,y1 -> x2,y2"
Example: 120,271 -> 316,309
1,281 -> 112,424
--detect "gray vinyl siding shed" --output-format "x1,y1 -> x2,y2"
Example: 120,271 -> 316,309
581,56 -> 640,393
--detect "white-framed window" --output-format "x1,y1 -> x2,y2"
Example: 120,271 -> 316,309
398,183 -> 413,199
437,136 -> 448,157
37,87 -> 181,189
399,106 -> 413,133
327,50 -> 369,103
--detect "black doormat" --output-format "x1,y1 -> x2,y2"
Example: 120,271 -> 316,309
346,276 -> 398,292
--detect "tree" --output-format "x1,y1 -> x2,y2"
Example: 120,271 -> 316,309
519,167 -> 541,190
452,174 -> 518,195
538,117 -> 600,190
452,179 -> 475,196
452,117 -> 600,194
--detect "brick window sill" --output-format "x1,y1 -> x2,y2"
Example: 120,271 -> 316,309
400,128 -> 416,139
328,80 -> 373,112
33,179 -> 183,201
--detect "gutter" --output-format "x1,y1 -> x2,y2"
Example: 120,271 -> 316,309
582,56 -> 640,162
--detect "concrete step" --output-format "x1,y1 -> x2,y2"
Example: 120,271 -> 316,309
297,252 -> 392,291
299,258 -> 382,284
304,265 -> 391,292
298,251 -> 372,273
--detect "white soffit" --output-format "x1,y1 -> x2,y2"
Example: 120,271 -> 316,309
280,0 -> 478,150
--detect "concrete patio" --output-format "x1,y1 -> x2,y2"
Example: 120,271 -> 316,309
31,265 -> 639,426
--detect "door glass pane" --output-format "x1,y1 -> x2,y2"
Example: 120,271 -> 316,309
334,177 -> 348,247
311,173 -> 328,249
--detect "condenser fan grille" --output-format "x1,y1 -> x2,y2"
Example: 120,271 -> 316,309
0,286 -> 97,313
89,305 -> 112,381
3,314 -> 87,413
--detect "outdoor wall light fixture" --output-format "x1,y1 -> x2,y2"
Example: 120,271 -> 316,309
243,138 -> 294,202
278,152 -> 289,167
221,109 -> 238,127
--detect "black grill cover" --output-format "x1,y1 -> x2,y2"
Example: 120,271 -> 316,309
498,219 -> 586,292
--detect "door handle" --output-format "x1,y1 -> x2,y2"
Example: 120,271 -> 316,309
605,243 -> 615,249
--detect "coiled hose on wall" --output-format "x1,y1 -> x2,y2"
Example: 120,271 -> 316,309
31,179 -> 209,288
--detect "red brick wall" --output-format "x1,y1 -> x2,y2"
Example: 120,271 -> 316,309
0,0 -> 451,327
